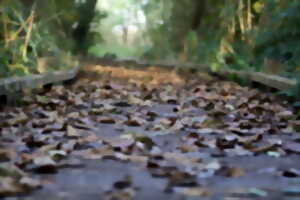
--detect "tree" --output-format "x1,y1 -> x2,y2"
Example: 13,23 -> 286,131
20,0 -> 101,54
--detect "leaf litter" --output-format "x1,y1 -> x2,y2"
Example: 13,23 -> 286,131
0,64 -> 300,199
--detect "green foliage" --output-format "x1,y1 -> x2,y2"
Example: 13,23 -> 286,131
139,0 -> 300,91
253,1 -> 300,70
0,0 -> 104,78
0,1 -> 73,78
0,1 -> 40,77
139,1 -> 297,68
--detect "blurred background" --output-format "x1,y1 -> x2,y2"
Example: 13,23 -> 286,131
1,0 -> 300,79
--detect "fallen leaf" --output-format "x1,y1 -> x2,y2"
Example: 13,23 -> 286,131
32,156 -> 57,174
19,177 -> 41,189
175,187 -> 211,197
217,167 -> 245,177
48,150 -> 67,161
98,117 -> 116,124
0,177 -> 23,196
282,168 -> 300,178
248,188 -> 268,197
67,125 -> 80,138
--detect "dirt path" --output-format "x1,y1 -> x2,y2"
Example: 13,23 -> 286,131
1,64 -> 300,200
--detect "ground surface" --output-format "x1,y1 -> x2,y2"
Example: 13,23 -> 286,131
1,63 -> 300,200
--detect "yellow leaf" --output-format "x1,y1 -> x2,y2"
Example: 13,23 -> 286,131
254,1 -> 264,13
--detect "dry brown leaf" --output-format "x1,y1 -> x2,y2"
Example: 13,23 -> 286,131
176,187 -> 211,197
67,125 -> 80,138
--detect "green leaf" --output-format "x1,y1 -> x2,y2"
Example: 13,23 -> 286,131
249,188 -> 268,197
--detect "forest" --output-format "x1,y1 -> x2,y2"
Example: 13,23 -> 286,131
1,0 -> 300,199
2,1 -> 300,75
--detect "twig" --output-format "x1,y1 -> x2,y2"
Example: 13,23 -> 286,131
3,12 -> 8,48
247,0 -> 252,30
7,15 -> 32,44
4,8 -> 33,47
22,4 -> 36,61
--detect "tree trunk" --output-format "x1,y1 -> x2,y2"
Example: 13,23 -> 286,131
122,26 -> 128,45
72,0 -> 97,54
191,0 -> 206,31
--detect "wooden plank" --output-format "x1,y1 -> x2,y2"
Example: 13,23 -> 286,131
250,72 -> 297,91
0,66 -> 80,96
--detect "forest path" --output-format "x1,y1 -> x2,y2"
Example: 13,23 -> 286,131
1,63 -> 300,200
